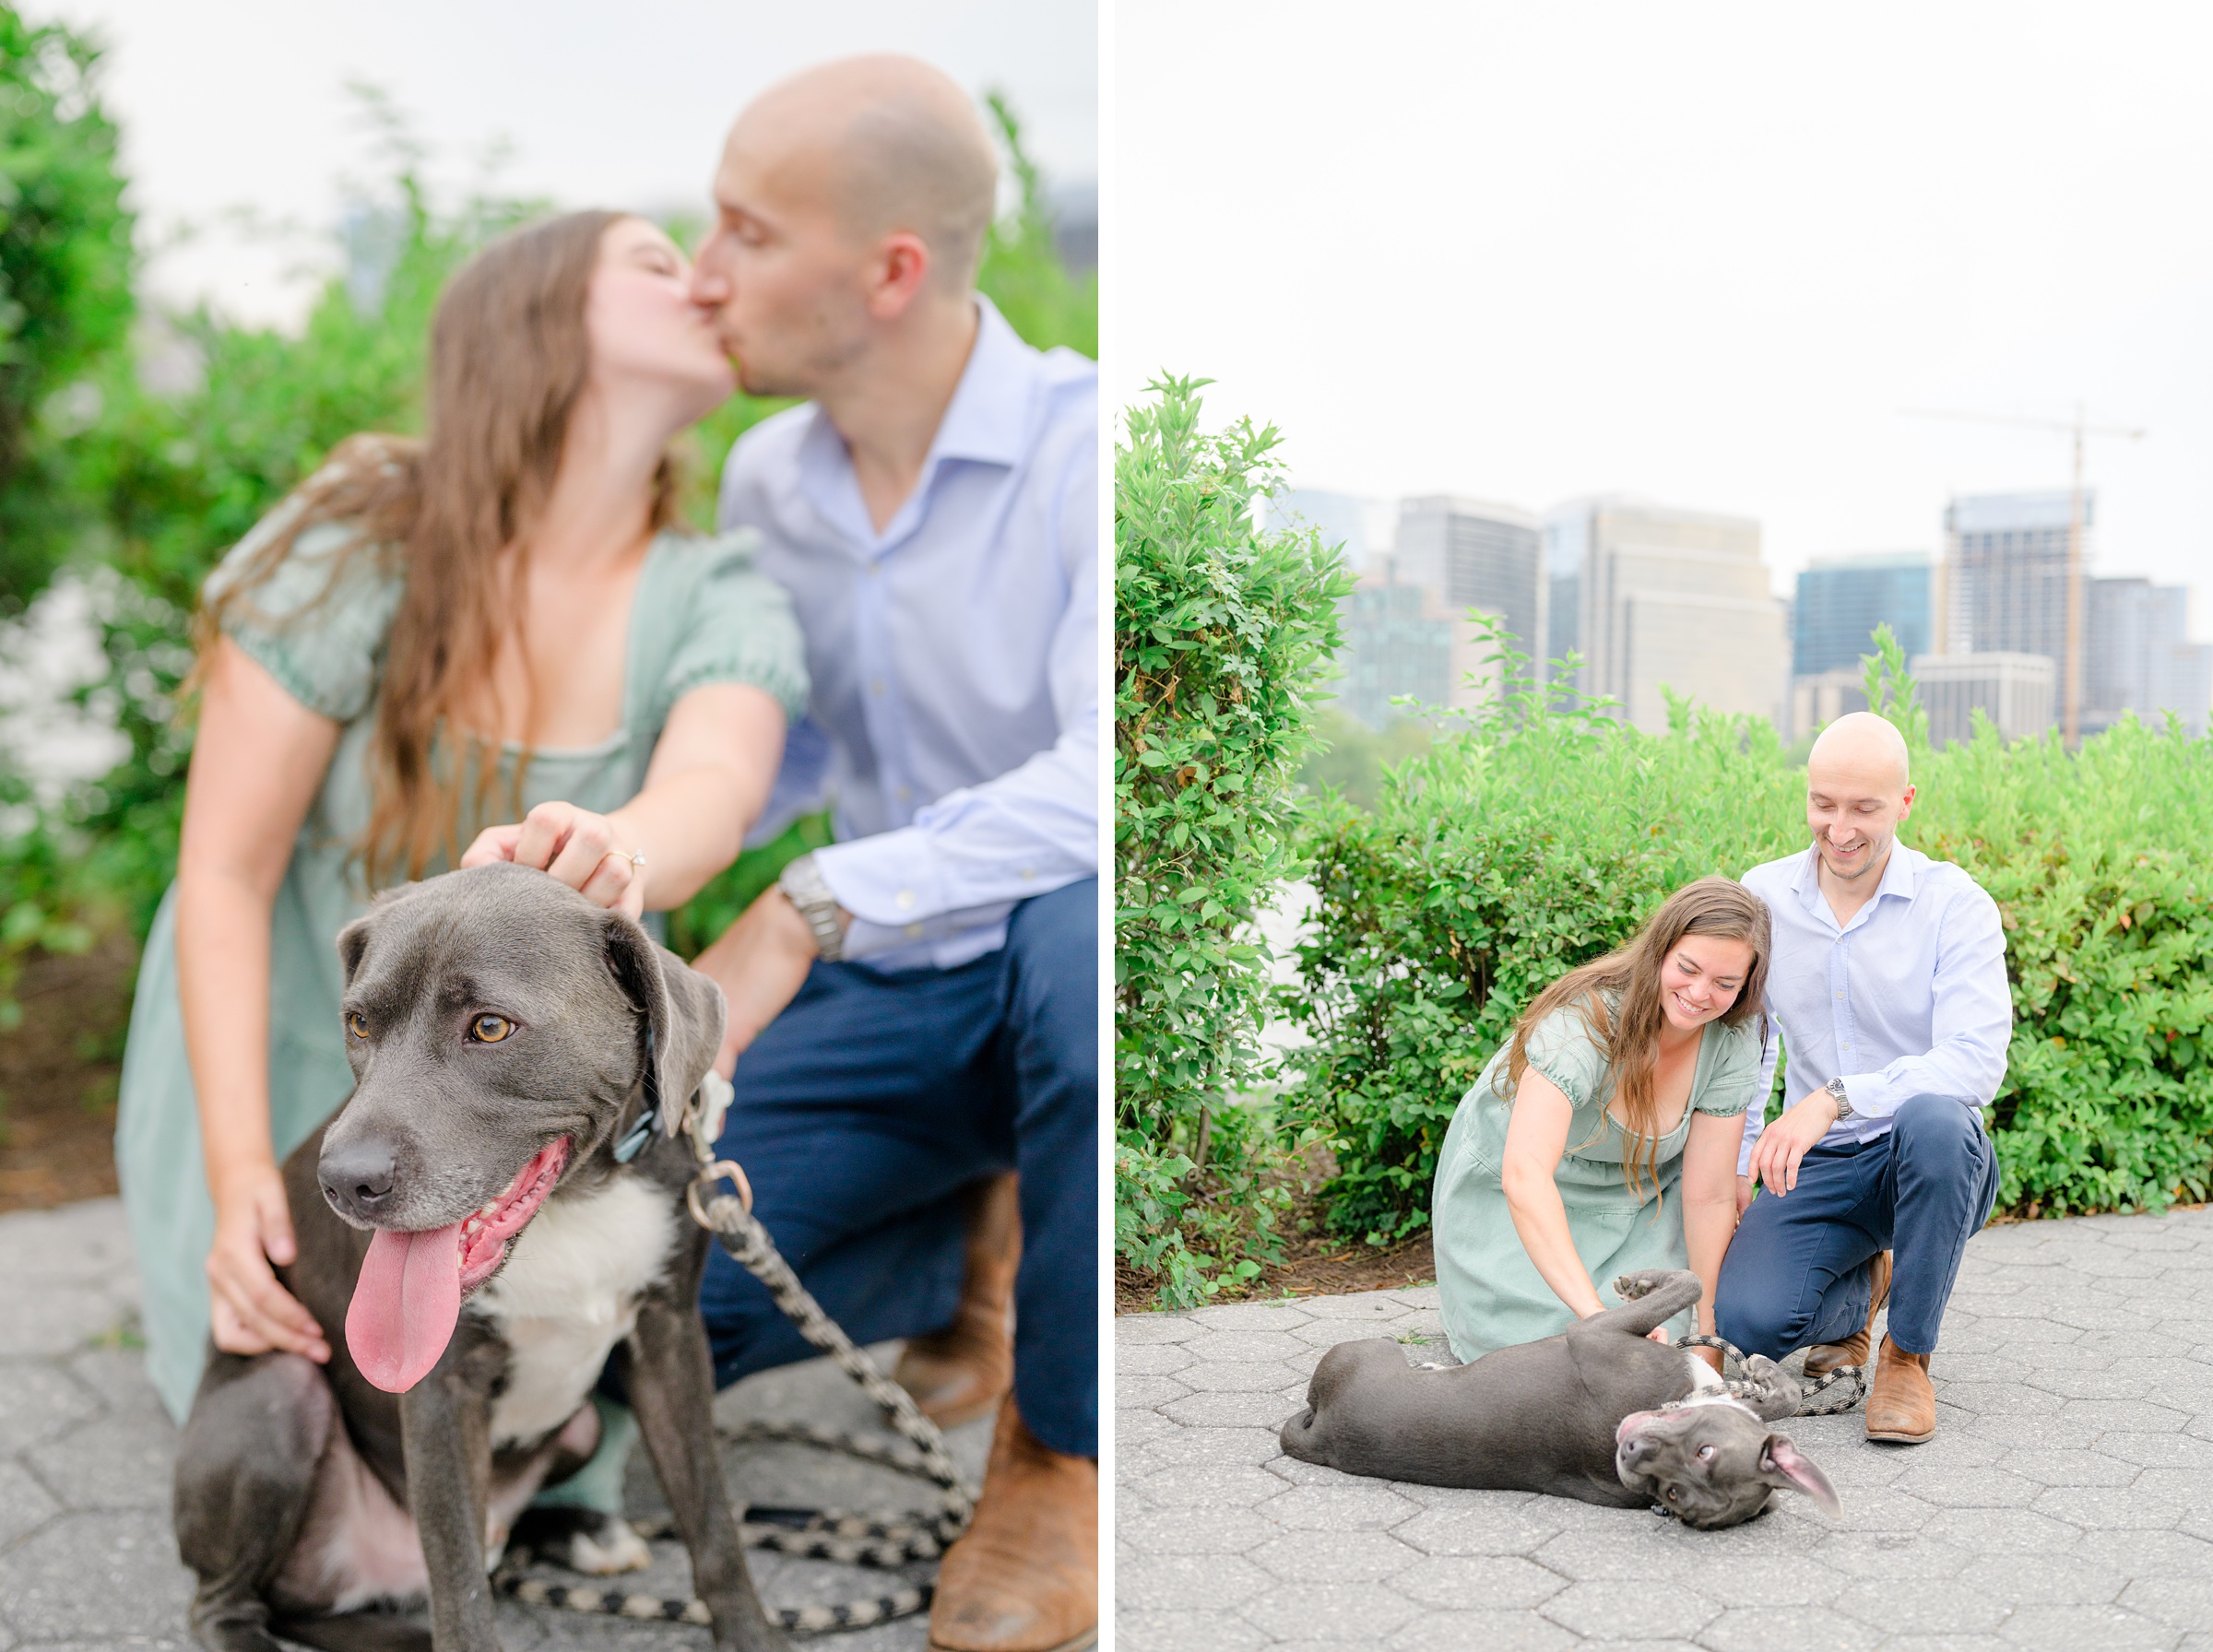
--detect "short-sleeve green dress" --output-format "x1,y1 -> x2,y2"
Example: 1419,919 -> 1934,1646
114,517 -> 810,1422
1432,996 -> 1762,1363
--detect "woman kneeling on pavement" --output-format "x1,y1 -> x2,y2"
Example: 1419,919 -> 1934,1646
1434,876 -> 1769,1365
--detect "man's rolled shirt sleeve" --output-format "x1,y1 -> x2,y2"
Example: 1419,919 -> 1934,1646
813,402 -> 1098,962
1834,886 -> 2012,1118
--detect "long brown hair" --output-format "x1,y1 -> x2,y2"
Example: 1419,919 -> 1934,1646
1500,876 -> 1771,1194
193,209 -> 683,884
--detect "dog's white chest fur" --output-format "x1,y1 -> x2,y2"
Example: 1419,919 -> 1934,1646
467,1175 -> 675,1447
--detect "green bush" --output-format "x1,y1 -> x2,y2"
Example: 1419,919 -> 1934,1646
1114,376 -> 1352,1304
1284,625 -> 2213,1240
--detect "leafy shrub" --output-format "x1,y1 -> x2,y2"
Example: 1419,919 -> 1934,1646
1285,625 -> 2213,1240
1114,376 -> 1352,1304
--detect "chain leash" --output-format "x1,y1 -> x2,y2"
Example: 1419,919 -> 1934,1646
1674,1332 -> 1868,1417
495,1085 -> 975,1635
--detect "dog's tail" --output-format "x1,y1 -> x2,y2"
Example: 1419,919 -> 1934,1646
1277,1404 -> 1323,1462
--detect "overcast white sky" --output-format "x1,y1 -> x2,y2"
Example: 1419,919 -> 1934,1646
33,0 -> 1095,327
1116,1 -> 2213,626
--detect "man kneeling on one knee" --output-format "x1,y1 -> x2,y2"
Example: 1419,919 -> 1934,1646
1717,712 -> 2009,1446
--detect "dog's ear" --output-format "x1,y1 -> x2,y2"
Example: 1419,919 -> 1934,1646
334,883 -> 421,985
1757,1434 -> 1840,1516
601,913 -> 728,1133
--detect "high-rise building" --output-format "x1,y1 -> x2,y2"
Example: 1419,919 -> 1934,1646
1913,653 -> 2055,748
1543,506 -> 1589,684
1264,488 -> 1391,576
1793,553 -> 1933,678
1393,497 -> 1544,670
1548,496 -> 1787,734
2086,578 -> 2213,738
1940,490 -> 2092,664
1331,581 -> 1452,729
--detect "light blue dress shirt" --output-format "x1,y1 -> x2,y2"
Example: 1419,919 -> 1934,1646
717,295 -> 1097,972
1737,842 -> 2012,1176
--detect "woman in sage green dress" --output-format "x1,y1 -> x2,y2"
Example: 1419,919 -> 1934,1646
1433,877 -> 1772,1364
115,210 -> 808,1423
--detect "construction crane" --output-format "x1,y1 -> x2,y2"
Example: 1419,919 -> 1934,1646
1902,405 -> 2147,747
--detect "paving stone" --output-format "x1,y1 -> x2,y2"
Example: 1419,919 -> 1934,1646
1118,1609 -> 1272,1652
1118,1372 -> 1193,1410
1998,1604 -> 2181,1647
1116,1552 -> 1275,1613
1393,1498 -> 1569,1557
2121,1574 -> 2213,1629
1248,1528 -> 1422,1585
1178,1358 -> 1305,1392
1964,1552 -> 2127,1605
1817,1531 -> 1974,1579
1993,1447 -> 2139,1485
1235,1582 -> 1421,1642
1120,1425 -> 1284,1474
2061,1398 -> 2194,1432
1117,1314 -> 1205,1345
1252,1481 -> 1419,1531
2074,1528 -> 2213,1576
0,1282 -> 133,1359
1184,1330 -> 1309,1363
0,1459 -> 61,1549
0,1510 -> 192,1640
26,1407 -> 179,1511
1539,1579 -> 1716,1640
1,1198 -> 139,1283
1829,1575 -> 2009,1634
1291,1319 -> 1404,1349
1127,1463 -> 1291,1509
1889,1465 -> 2043,1508
1158,1390 -> 1306,1429
0,1360 -> 97,1457
1919,1506 -> 2084,1553
2032,1483 -> 2191,1530
1117,1504 -> 1279,1557
1189,1304 -> 1315,1332
1118,1342 -> 1199,1376
1297,1292 -> 1413,1322
1696,1605 -> 1867,1652
1390,1553 -> 1567,1611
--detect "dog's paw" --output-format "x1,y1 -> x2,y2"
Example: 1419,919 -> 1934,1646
510,1507 -> 654,1575
1743,1354 -> 1781,1380
1613,1270 -> 1670,1301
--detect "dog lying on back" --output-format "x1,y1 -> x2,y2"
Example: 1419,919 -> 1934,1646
1279,1269 -> 1839,1529
172,864 -> 787,1651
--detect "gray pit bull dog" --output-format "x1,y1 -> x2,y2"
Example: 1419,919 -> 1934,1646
1280,1269 -> 1840,1529
172,862 -> 787,1652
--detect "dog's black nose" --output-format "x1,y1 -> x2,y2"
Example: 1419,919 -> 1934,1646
321,1142 -> 398,1221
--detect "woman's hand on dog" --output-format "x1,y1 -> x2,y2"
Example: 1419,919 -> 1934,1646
207,1161 -> 331,1363
463,800 -> 645,919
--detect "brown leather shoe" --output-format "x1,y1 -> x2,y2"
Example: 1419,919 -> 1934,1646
928,1404 -> 1097,1652
1864,1333 -> 1936,1443
898,1173 -> 1020,1429
1805,1250 -> 1891,1379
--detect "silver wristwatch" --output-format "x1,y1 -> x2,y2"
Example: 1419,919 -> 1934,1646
778,853 -> 846,962
1825,1074 -> 1855,1121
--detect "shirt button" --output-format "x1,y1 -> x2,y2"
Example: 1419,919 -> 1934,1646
895,785 -> 912,803
904,923 -> 923,939
865,563 -> 881,578
870,679 -> 886,697
1835,992 -> 1844,999
1020,867 -> 1035,881
895,890 -> 916,911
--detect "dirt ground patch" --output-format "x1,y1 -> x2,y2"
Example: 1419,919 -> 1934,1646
0,930 -> 135,1210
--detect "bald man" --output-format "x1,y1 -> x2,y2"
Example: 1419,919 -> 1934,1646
681,55 -> 1097,1652
1714,713 -> 2010,1445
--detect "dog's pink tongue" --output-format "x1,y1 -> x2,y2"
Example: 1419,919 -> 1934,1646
346,1222 -> 465,1392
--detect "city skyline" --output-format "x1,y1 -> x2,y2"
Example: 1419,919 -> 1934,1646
1118,1 -> 2213,637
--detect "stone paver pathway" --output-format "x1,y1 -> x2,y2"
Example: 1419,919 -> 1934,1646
1118,1208 -> 2213,1651
0,1198 -> 991,1651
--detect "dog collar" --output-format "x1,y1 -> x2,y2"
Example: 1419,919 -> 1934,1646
612,1026 -> 735,1165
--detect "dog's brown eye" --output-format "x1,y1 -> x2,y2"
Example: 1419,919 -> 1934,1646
346,1011 -> 370,1039
470,1015 -> 514,1044
1666,1486 -> 1681,1500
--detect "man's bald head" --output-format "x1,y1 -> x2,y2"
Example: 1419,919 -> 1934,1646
1804,712 -> 1915,890
729,54 -> 999,292
1807,712 -> 1911,796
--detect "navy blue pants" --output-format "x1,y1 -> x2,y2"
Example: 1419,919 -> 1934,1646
1714,1093 -> 2001,1359
698,879 -> 1097,1458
